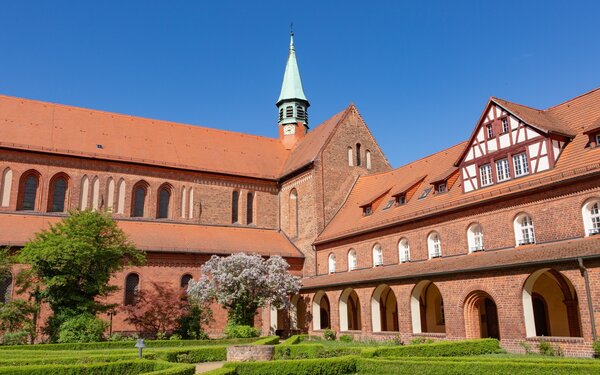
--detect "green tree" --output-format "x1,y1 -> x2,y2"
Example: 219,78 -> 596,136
19,210 -> 145,341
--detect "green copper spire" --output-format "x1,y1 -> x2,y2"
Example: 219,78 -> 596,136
277,32 -> 308,105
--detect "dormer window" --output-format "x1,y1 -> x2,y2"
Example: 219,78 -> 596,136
596,134 -> 600,147
436,183 -> 447,193
383,199 -> 394,210
418,187 -> 432,200
395,195 -> 406,205
501,117 -> 509,133
486,124 -> 494,138
363,205 -> 373,216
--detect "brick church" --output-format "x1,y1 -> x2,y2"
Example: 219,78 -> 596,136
1,34 -> 600,356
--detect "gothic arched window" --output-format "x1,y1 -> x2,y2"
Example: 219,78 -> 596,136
157,184 -> 172,219
246,192 -> 254,225
124,273 -> 140,306
232,191 -> 240,223
132,182 -> 148,217
181,274 -> 193,289
356,143 -> 362,166
17,171 -> 40,211
1,168 -> 13,208
48,174 -> 69,212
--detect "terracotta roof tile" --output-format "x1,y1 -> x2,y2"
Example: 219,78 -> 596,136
0,95 -> 348,180
0,213 -> 303,258
303,236 -> 600,289
317,87 -> 600,244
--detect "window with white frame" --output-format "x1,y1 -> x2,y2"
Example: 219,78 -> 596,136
479,164 -> 493,187
502,118 -> 509,133
513,153 -> 529,177
428,232 -> 442,258
596,134 -> 600,146
496,158 -> 510,182
582,200 -> 600,236
328,253 -> 336,274
372,244 -> 383,267
486,124 -> 494,138
467,223 -> 484,252
348,249 -> 358,271
514,213 -> 535,245
398,238 -> 410,262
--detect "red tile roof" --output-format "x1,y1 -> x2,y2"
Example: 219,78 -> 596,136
0,213 -> 303,258
316,87 -> 600,244
303,236 -> 600,289
0,95 -> 350,180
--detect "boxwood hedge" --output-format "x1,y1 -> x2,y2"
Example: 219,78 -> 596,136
361,339 -> 501,357
223,356 -> 358,375
0,359 -> 195,375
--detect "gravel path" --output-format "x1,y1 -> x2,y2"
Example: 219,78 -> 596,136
195,361 -> 225,374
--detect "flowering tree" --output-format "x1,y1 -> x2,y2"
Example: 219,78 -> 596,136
187,253 -> 301,326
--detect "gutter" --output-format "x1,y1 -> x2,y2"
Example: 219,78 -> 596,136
578,258 -> 597,341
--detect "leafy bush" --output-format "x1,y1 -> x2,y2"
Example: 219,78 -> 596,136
363,339 -> 501,358
339,334 -> 353,343
170,334 -> 182,341
225,324 -> 259,339
0,331 -> 29,346
57,314 -> 108,343
410,337 -> 433,345
519,341 -> 533,354
175,303 -> 211,340
593,340 -> 600,358
323,328 -> 336,341
224,355 -> 358,375
537,340 -> 564,356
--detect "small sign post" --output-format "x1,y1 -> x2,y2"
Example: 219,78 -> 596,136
135,339 -> 146,359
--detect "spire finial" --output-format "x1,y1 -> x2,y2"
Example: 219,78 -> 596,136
289,22 -> 295,50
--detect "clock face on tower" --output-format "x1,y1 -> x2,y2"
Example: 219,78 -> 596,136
283,124 -> 296,135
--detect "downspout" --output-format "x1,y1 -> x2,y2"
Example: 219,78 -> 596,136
578,258 -> 597,341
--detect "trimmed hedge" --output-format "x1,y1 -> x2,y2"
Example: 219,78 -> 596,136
251,336 -> 279,345
280,334 -> 307,346
0,353 -> 137,366
362,339 -> 501,358
275,344 -> 362,360
0,359 -> 195,375
155,346 -> 227,363
0,337 -> 257,351
202,368 -> 237,375
223,356 -> 358,375
356,358 -> 600,374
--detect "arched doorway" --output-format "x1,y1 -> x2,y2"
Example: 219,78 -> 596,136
290,294 -> 308,332
464,291 -> 500,339
340,288 -> 362,331
523,269 -> 582,337
371,285 -> 399,332
411,281 -> 446,334
312,291 -> 331,330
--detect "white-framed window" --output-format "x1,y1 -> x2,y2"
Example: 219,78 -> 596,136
428,232 -> 442,258
437,183 -> 447,193
496,158 -> 511,182
596,134 -> 600,146
372,244 -> 383,267
328,253 -> 336,274
486,124 -> 494,138
513,153 -> 530,177
398,238 -> 410,262
502,118 -> 509,133
582,199 -> 600,236
514,213 -> 535,246
467,223 -> 484,252
348,249 -> 357,271
479,164 -> 493,187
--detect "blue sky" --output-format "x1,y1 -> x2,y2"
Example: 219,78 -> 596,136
1,1 -> 599,167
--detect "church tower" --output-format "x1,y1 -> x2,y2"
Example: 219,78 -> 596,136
277,32 -> 310,149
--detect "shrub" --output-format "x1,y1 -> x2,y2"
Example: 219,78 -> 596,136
225,324 -> 259,339
57,314 -> 108,343
274,344 -> 362,360
520,341 -> 533,354
280,334 -> 306,345
410,337 -> 433,345
538,340 -> 564,356
389,334 -> 404,346
339,334 -> 353,343
323,328 -> 336,341
593,340 -> 600,358
224,355 -> 358,375
156,346 -> 227,363
175,303 -> 211,340
252,336 -> 279,345
0,359 -> 195,375
363,339 -> 501,358
1,330 -> 29,346
170,334 -> 182,341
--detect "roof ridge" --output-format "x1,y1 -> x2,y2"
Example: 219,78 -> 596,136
491,96 -> 546,113
547,86 -> 600,110
0,93 -> 282,144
